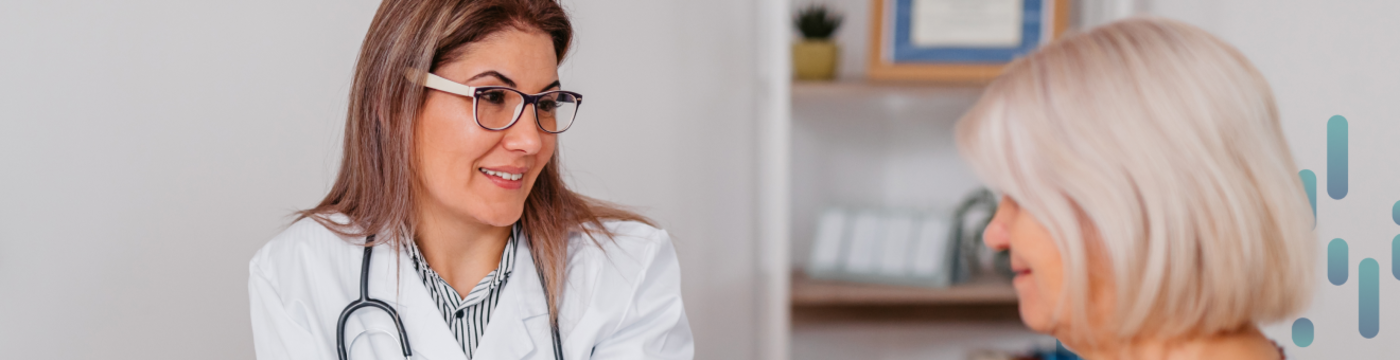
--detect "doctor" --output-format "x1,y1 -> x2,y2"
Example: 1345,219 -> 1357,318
248,0 -> 694,359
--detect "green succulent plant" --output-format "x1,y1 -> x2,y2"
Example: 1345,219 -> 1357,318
794,4 -> 843,40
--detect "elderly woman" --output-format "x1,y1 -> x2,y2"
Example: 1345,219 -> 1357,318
957,18 -> 1313,360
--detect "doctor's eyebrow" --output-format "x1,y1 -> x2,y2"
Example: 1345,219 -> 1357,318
465,70 -> 562,93
466,71 -> 516,87
539,80 -> 561,93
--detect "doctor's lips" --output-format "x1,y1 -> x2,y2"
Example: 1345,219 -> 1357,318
479,166 -> 525,180
479,166 -> 527,190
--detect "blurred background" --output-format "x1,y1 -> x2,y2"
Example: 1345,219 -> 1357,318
2,0 -> 1398,359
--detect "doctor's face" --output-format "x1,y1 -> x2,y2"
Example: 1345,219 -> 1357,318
983,196 -> 1116,339
413,28 -> 559,227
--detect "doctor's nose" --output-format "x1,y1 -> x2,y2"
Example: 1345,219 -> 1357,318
501,105 -> 545,154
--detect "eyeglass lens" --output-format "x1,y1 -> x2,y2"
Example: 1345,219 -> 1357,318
474,89 -> 578,133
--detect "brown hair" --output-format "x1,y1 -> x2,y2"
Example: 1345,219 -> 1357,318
299,0 -> 652,318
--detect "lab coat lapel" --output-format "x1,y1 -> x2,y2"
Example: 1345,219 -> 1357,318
472,238 -> 551,360
372,244 -> 469,360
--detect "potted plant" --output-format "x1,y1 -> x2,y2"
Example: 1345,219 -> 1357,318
793,4 -> 842,81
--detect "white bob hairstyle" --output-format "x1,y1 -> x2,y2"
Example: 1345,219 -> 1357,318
956,17 -> 1314,339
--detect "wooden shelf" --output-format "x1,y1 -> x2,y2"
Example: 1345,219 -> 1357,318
791,272 -> 1018,306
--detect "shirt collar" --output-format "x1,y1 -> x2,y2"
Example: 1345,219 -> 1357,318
405,224 -> 520,310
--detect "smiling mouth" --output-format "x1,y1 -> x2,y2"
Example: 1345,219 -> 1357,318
479,167 -> 523,181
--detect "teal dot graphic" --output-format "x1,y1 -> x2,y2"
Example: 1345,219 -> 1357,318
1360,258 -> 1379,338
1300,170 -> 1317,225
1394,235 -> 1400,281
1327,115 -> 1348,200
1293,318 -> 1314,347
1329,238 -> 1349,285
1393,200 -> 1399,226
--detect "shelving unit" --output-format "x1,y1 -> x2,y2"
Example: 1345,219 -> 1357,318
783,80 -> 1052,360
758,2 -> 1109,359
788,81 -> 986,269
792,272 -> 1016,306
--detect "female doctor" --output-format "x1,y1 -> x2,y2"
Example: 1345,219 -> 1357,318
247,1 -> 694,359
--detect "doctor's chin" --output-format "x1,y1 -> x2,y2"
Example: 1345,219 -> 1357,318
5,0 -> 1398,359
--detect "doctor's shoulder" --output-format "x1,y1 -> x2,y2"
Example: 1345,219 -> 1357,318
567,219 -> 678,276
560,219 -> 690,332
248,214 -> 363,287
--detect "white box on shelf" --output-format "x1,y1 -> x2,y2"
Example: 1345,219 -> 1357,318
807,209 -> 849,278
807,207 -> 958,288
844,211 -> 885,275
911,214 -> 953,287
879,212 -> 916,277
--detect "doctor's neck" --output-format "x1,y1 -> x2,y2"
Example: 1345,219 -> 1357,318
412,198 -> 513,292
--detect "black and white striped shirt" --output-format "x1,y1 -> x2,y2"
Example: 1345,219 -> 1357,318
405,226 -> 519,359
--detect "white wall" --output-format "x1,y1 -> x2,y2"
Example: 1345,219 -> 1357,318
1145,1 -> 1400,358
0,1 -> 767,358
559,0 -> 764,359
0,1 -> 376,357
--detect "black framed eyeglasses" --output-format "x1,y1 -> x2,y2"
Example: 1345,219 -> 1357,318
408,70 -> 582,133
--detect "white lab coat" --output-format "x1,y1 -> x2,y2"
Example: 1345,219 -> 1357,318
248,217 -> 694,360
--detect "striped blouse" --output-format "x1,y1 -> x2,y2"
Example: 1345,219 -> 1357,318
405,226 -> 519,359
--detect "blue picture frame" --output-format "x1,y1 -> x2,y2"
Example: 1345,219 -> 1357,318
890,0 -> 1046,64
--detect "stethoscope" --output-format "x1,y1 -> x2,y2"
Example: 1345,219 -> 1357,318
336,235 -> 564,360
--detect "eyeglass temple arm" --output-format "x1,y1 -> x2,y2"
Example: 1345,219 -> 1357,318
403,68 -> 476,98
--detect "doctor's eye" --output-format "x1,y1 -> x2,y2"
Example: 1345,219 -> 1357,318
478,88 -> 512,104
536,99 -> 558,112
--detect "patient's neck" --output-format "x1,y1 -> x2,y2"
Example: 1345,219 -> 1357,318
1065,325 -> 1281,360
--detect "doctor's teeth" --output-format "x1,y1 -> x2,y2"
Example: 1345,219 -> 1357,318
479,168 -> 523,181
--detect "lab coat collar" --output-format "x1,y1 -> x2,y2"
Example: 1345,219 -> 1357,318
369,242 -> 467,360
373,235 -> 550,360
473,236 -> 552,360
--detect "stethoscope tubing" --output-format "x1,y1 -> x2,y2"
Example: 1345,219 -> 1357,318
534,260 -> 565,360
336,235 -> 562,360
337,237 -> 414,360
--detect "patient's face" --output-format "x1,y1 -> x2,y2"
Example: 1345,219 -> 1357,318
984,196 -> 1064,332
983,196 -> 1114,338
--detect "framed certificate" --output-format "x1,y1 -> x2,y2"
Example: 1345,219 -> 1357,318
868,0 -> 1072,82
